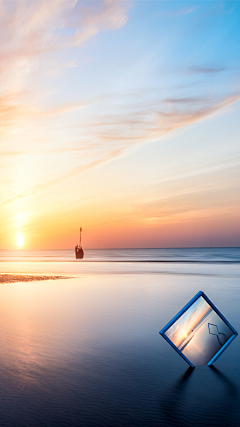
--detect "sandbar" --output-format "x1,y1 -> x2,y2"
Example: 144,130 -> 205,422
0,274 -> 72,284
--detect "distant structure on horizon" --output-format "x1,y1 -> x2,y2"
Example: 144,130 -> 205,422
75,227 -> 84,259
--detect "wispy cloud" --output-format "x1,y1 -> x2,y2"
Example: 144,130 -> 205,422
159,6 -> 199,19
0,0 -> 130,71
4,91 -> 239,208
0,147 -> 124,207
189,66 -> 227,74
80,93 -> 240,155
0,0 -> 131,133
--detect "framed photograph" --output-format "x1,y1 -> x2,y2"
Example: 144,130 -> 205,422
160,291 -> 238,367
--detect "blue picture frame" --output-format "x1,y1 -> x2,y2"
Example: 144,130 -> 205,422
159,291 -> 238,367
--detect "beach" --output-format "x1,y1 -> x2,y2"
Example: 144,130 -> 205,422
1,0 -> 240,425
0,248 -> 239,427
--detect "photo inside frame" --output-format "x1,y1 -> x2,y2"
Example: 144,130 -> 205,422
165,296 -> 234,366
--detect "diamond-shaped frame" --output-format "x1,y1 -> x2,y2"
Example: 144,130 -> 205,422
159,291 -> 238,367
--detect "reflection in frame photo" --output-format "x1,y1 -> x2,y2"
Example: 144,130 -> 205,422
160,291 -> 238,367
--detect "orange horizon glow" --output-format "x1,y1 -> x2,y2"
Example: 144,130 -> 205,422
1,210 -> 240,250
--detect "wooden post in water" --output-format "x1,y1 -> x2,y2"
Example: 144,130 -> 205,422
80,227 -> 82,246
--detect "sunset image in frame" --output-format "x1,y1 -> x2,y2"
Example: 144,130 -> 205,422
160,291 -> 238,367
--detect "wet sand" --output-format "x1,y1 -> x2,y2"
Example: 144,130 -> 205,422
0,273 -> 72,284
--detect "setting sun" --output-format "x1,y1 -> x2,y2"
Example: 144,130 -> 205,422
16,234 -> 24,248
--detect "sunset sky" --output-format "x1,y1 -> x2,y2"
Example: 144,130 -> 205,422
165,296 -> 212,348
1,0 -> 240,249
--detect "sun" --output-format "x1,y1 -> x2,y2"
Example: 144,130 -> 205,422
16,233 -> 24,248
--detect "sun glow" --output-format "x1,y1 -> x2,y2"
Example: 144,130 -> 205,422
16,233 -> 24,247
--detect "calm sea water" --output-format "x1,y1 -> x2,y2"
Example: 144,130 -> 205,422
0,248 -> 240,426
1,247 -> 240,262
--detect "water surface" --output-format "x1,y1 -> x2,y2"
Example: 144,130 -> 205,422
0,248 -> 239,426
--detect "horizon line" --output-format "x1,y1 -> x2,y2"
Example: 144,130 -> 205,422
1,246 -> 240,251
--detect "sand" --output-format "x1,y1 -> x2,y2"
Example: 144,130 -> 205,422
0,273 -> 72,284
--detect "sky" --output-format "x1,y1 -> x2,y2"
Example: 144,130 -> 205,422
0,0 -> 240,249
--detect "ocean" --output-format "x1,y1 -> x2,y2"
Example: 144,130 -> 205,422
0,248 -> 240,426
